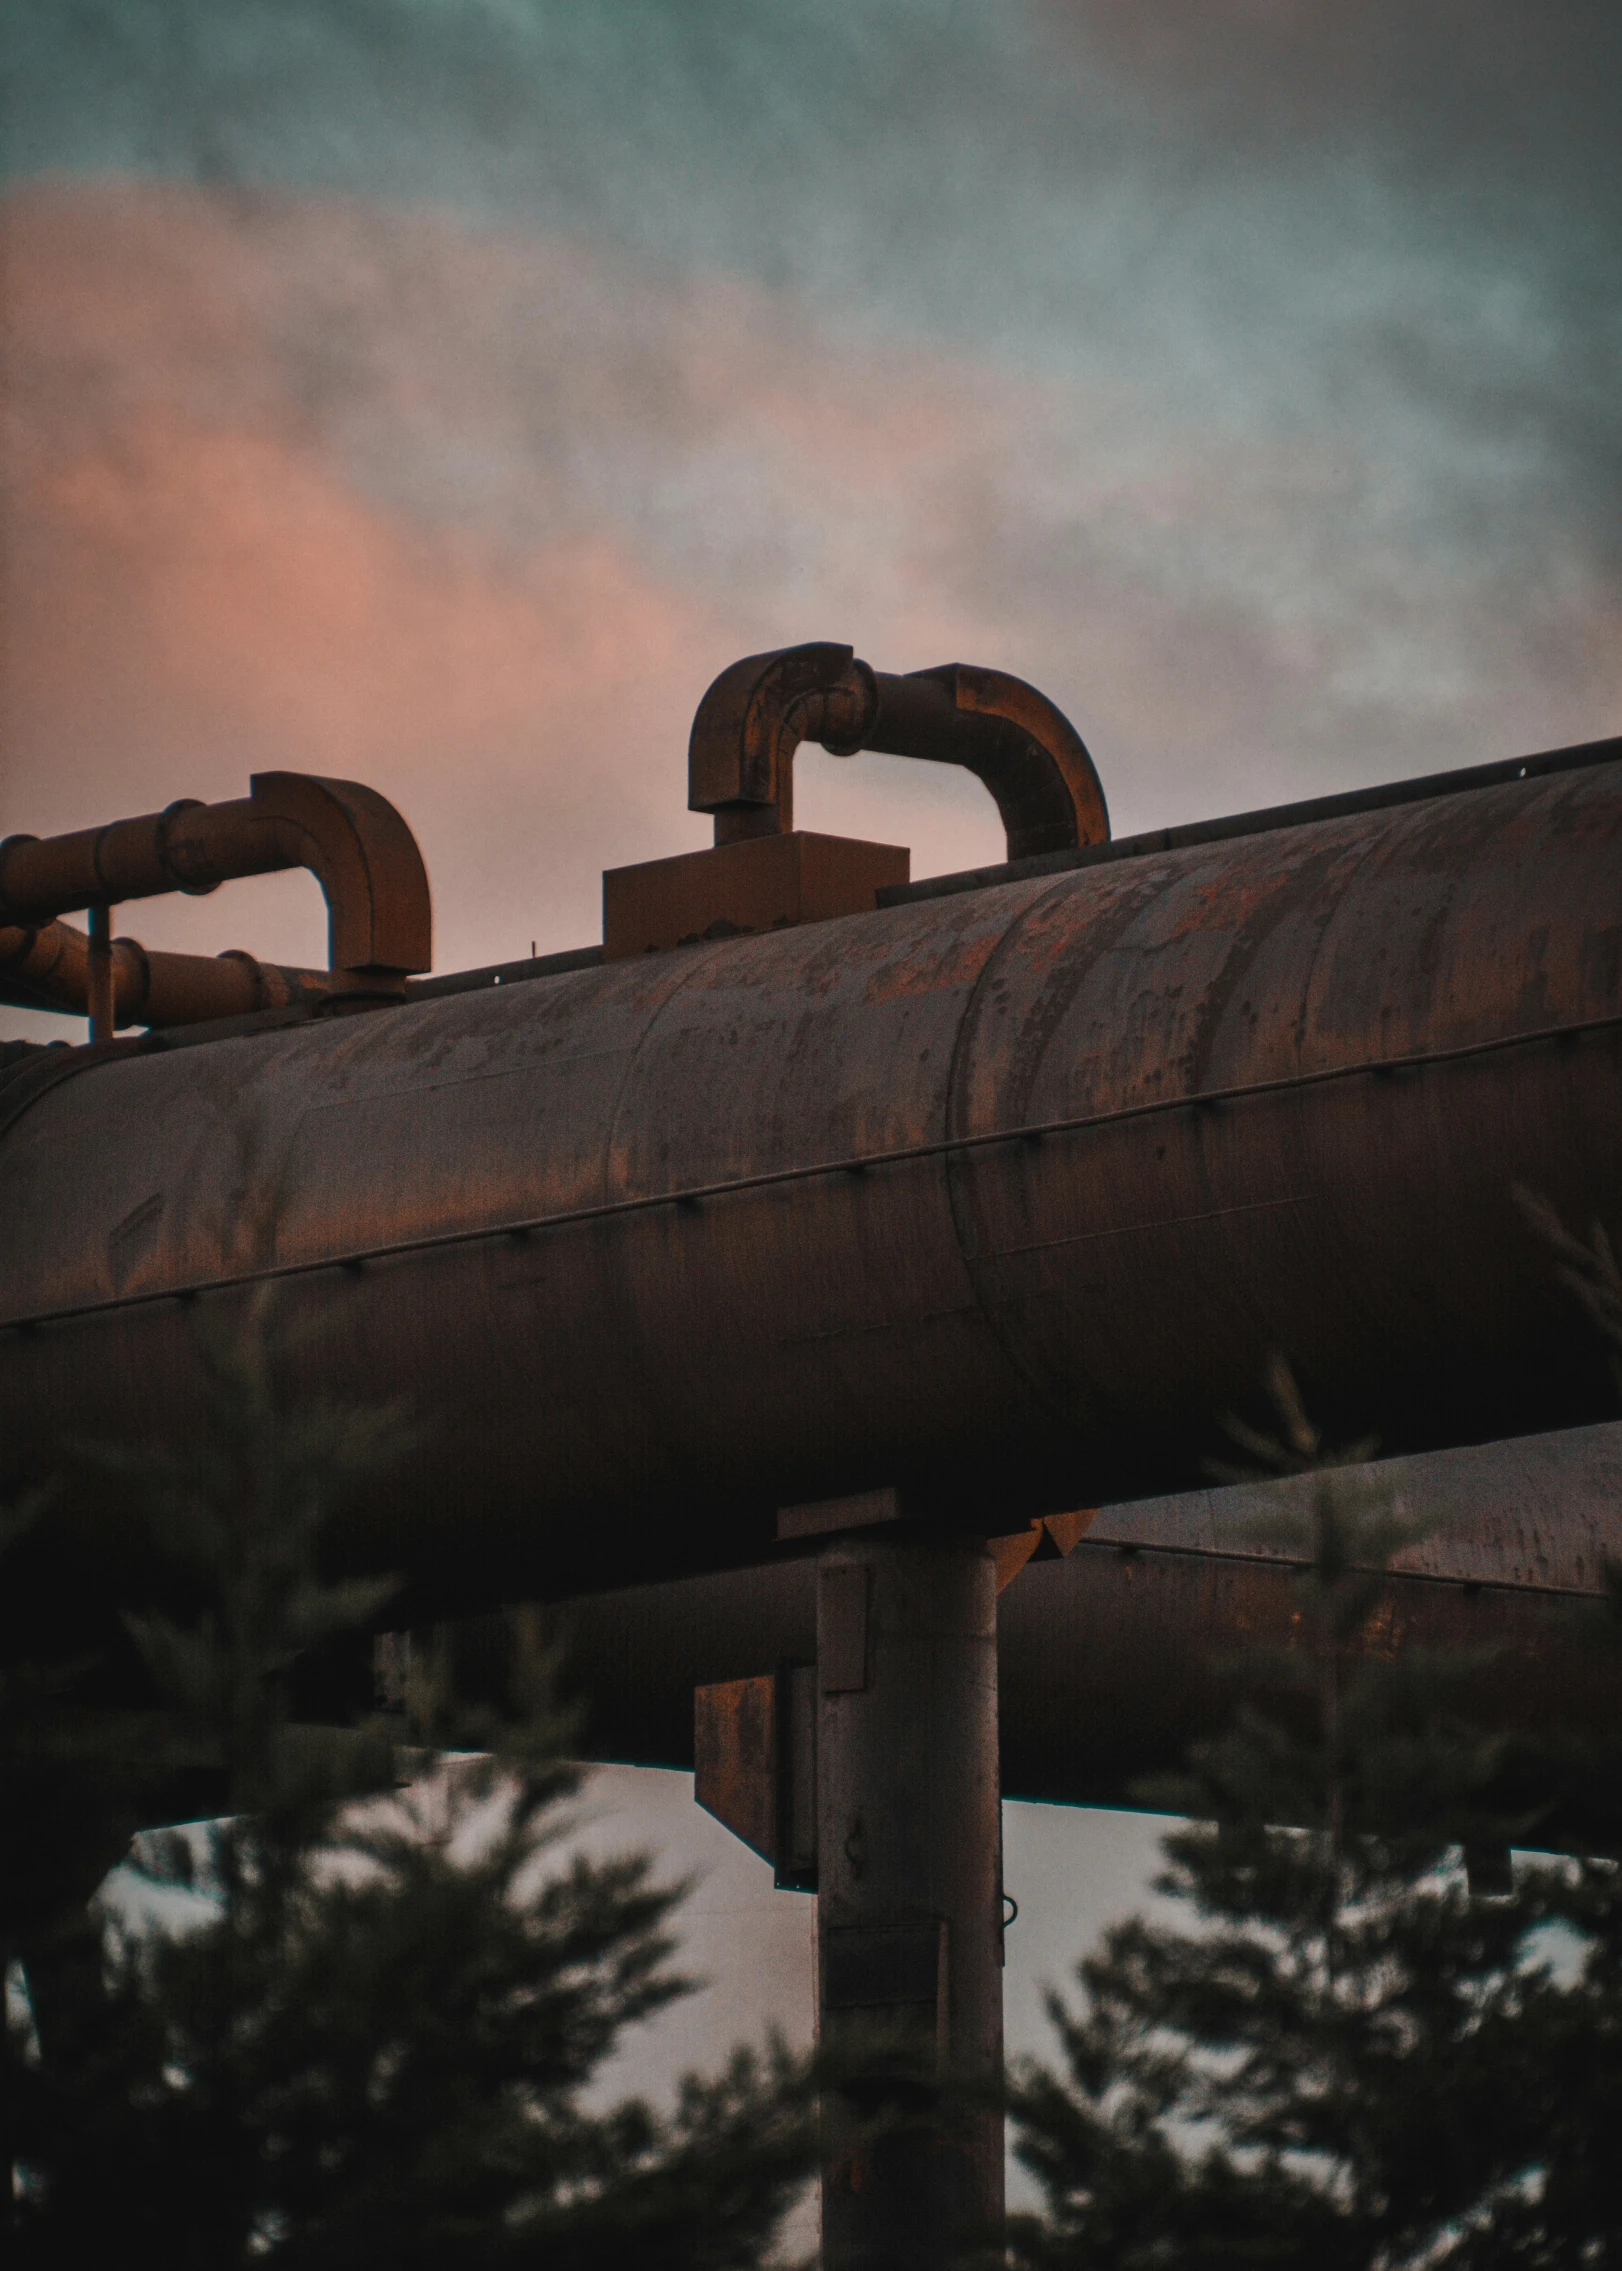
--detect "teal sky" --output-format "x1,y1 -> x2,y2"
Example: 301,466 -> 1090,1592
4,1 -> 1619,970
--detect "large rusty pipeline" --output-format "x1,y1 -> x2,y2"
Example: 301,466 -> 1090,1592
3,745 -> 1622,1625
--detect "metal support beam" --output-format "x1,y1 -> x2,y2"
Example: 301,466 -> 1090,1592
815,1526 -> 1003,2270
85,902 -> 114,1043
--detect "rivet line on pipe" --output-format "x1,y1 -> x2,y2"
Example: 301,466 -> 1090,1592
1,1010 -> 1616,1335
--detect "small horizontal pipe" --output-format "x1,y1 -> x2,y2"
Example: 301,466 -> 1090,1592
0,917 -> 392,1029
1,937 -> 606,1044
0,774 -> 431,974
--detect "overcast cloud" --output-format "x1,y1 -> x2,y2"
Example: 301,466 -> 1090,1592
5,2 -> 1617,996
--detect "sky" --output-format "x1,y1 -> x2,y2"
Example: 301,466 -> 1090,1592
6,0 -> 1620,2200
4,0 -> 1619,1003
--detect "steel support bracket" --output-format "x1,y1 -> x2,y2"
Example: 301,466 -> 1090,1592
693,1663 -> 819,1890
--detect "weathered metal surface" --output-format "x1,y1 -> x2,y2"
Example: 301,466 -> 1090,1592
879,731 -> 1622,907
551,1426 -> 1622,1800
693,1672 -> 778,1865
562,1538 -> 1622,1821
602,829 -> 909,959
1085,1421 -> 1622,1594
689,642 -> 1108,857
3,760 -> 1621,1622
692,1666 -> 819,1888
815,1531 -> 1003,2269
995,1539 -> 1618,1816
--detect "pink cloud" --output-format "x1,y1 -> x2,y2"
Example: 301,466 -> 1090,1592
4,175 -> 1615,1035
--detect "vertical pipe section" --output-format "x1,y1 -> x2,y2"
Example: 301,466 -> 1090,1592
816,1529 -> 1003,2269
85,904 -> 114,1043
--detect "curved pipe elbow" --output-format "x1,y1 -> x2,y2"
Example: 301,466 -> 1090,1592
177,774 -> 432,974
687,642 -> 1108,861
0,773 -> 431,978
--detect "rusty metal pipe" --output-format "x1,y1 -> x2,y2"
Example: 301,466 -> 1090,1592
541,1421 -> 1622,1824
0,918 -> 364,1029
883,733 -> 1622,909
689,643 -> 1109,858
14,1432 -> 1616,1838
552,1533 -> 1622,1848
0,772 -> 431,977
3,755 -> 1622,1621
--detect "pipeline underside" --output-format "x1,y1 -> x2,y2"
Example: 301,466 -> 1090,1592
554,1424 -> 1622,1834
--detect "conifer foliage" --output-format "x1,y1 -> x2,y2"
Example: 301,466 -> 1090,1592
3,1292 -> 813,2267
1007,1363 -> 1622,2269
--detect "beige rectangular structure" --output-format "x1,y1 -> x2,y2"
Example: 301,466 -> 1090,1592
602,829 -> 909,959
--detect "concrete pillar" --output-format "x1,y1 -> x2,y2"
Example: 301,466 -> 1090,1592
815,1527 -> 1003,2270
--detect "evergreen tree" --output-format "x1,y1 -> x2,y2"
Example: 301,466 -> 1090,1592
1007,1360 -> 1622,2269
3,1291 -> 814,2267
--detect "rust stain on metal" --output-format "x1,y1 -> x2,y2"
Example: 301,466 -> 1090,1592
991,1506 -> 1097,1588
990,1525 -> 1043,1590
693,1673 -> 778,1864
1042,1508 -> 1097,1555
541,1443 -> 1622,1817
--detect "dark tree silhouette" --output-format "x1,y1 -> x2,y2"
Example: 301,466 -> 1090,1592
1008,1363 -> 1622,2269
3,1292 -> 814,2267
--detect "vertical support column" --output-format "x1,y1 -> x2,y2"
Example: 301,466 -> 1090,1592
86,902 -> 115,1043
816,1527 -> 1003,2270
